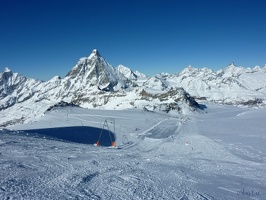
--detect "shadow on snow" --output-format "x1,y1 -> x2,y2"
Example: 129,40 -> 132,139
21,126 -> 116,146
198,104 -> 207,110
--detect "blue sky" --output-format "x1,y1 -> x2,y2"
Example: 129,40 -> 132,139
1,0 -> 266,80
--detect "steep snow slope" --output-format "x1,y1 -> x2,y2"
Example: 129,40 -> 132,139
134,70 -> 147,78
1,104 -> 265,199
116,64 -> 137,80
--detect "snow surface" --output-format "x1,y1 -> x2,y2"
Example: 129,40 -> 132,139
1,104 -> 265,199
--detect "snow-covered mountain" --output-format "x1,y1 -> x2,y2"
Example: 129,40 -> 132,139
1,49 -> 266,126
0,49 -> 200,126
65,49 -> 121,91
164,63 -> 266,105
0,68 -> 43,110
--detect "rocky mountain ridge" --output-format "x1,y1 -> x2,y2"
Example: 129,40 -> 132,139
1,49 -> 266,126
0,49 -> 201,126
162,63 -> 266,105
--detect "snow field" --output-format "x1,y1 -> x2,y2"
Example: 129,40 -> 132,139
0,104 -> 266,199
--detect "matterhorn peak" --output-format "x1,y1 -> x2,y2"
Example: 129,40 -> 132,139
88,49 -> 101,59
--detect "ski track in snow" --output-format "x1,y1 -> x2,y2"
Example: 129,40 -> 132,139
1,104 -> 266,199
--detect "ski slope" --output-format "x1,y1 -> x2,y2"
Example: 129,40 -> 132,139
0,104 -> 265,199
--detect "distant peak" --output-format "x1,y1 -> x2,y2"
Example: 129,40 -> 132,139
183,65 -> 196,72
228,62 -> 236,68
117,64 -> 129,69
89,49 -> 101,59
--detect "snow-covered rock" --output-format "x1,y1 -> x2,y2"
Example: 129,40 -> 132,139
0,68 -> 42,110
0,50 -> 201,127
65,49 -> 119,91
1,50 -> 266,126
169,64 -> 266,105
116,64 -> 137,80
134,70 -> 147,78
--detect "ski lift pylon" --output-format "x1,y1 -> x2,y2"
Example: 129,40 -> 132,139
95,119 -> 116,147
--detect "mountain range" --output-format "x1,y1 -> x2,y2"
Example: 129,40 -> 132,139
1,49 -> 266,126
